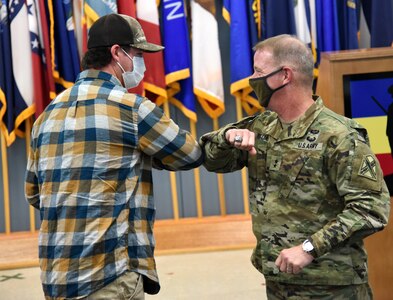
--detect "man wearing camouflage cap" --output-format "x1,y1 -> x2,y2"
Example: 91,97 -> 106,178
200,34 -> 390,299
25,14 -> 203,299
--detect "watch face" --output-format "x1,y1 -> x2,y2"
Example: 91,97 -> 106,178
303,241 -> 314,252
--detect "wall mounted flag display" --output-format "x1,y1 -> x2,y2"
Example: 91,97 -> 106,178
223,0 -> 260,115
161,0 -> 196,121
191,0 -> 224,119
136,0 -> 167,105
0,0 -> 35,146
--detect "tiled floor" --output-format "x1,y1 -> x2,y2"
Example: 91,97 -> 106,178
0,249 -> 267,300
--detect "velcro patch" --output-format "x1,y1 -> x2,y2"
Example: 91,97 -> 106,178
295,142 -> 323,151
358,155 -> 377,181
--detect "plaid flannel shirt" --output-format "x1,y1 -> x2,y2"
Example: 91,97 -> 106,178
25,70 -> 203,299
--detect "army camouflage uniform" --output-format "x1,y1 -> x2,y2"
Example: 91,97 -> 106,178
200,97 -> 390,296
265,280 -> 372,300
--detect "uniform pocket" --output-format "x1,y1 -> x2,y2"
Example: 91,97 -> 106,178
279,155 -> 309,198
248,156 -> 262,216
248,136 -> 268,216
279,154 -> 324,214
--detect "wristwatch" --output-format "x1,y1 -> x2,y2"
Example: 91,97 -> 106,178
302,239 -> 316,258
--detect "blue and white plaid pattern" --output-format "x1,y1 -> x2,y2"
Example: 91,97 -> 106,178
25,70 -> 203,298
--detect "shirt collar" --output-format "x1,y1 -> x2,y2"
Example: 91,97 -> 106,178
76,69 -> 123,87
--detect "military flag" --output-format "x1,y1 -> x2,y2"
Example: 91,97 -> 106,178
262,0 -> 296,39
361,0 -> 393,47
315,0 -> 340,53
48,0 -> 80,94
82,0 -> 117,53
294,0 -> 311,44
306,0 -> 321,79
27,0 -> 55,117
118,0 -> 136,17
0,0 -> 35,146
161,0 -> 196,121
223,0 -> 260,115
191,0 -> 224,118
0,0 -> 15,144
337,0 -> 359,50
136,0 -> 167,105
308,0 -> 317,49
83,0 -> 117,25
247,0 -> 262,46
72,0 -> 84,57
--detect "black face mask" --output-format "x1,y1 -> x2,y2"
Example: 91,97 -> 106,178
249,67 -> 287,108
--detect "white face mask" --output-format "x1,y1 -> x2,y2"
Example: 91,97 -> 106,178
116,49 -> 146,89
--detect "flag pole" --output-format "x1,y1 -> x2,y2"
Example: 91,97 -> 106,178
25,117 -> 36,233
213,117 -> 226,216
189,120 -> 203,218
1,130 -> 11,234
236,95 -> 249,215
162,101 -> 180,220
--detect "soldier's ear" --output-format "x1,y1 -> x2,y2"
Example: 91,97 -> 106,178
282,66 -> 293,84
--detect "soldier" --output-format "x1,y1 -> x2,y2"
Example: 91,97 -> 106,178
199,34 -> 390,299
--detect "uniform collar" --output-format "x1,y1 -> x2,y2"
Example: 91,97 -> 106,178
260,96 -> 324,140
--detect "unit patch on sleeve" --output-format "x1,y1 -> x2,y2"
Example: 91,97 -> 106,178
349,142 -> 381,192
358,155 -> 377,181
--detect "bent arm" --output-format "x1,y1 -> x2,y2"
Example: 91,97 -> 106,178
199,116 -> 257,173
137,98 -> 203,170
310,133 -> 390,257
25,136 -> 40,210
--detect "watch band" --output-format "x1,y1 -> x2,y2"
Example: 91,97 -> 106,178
302,239 -> 316,258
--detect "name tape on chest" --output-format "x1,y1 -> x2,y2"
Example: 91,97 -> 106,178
293,129 -> 322,151
295,142 -> 323,151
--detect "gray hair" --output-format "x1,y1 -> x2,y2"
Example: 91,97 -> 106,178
253,34 -> 314,87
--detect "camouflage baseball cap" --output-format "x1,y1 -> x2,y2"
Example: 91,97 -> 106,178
87,13 -> 164,52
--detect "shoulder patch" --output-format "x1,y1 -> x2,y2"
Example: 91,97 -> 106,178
349,141 -> 382,192
358,155 -> 377,181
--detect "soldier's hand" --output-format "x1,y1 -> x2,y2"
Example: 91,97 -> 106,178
225,129 -> 256,156
274,245 -> 314,274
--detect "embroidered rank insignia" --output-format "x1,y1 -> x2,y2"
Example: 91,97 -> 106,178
269,155 -> 281,171
358,155 -> 377,181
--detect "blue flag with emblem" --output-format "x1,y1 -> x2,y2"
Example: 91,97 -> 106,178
49,0 -> 80,93
262,0 -> 296,39
337,0 -> 359,50
223,0 -> 260,115
161,0 -> 196,121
